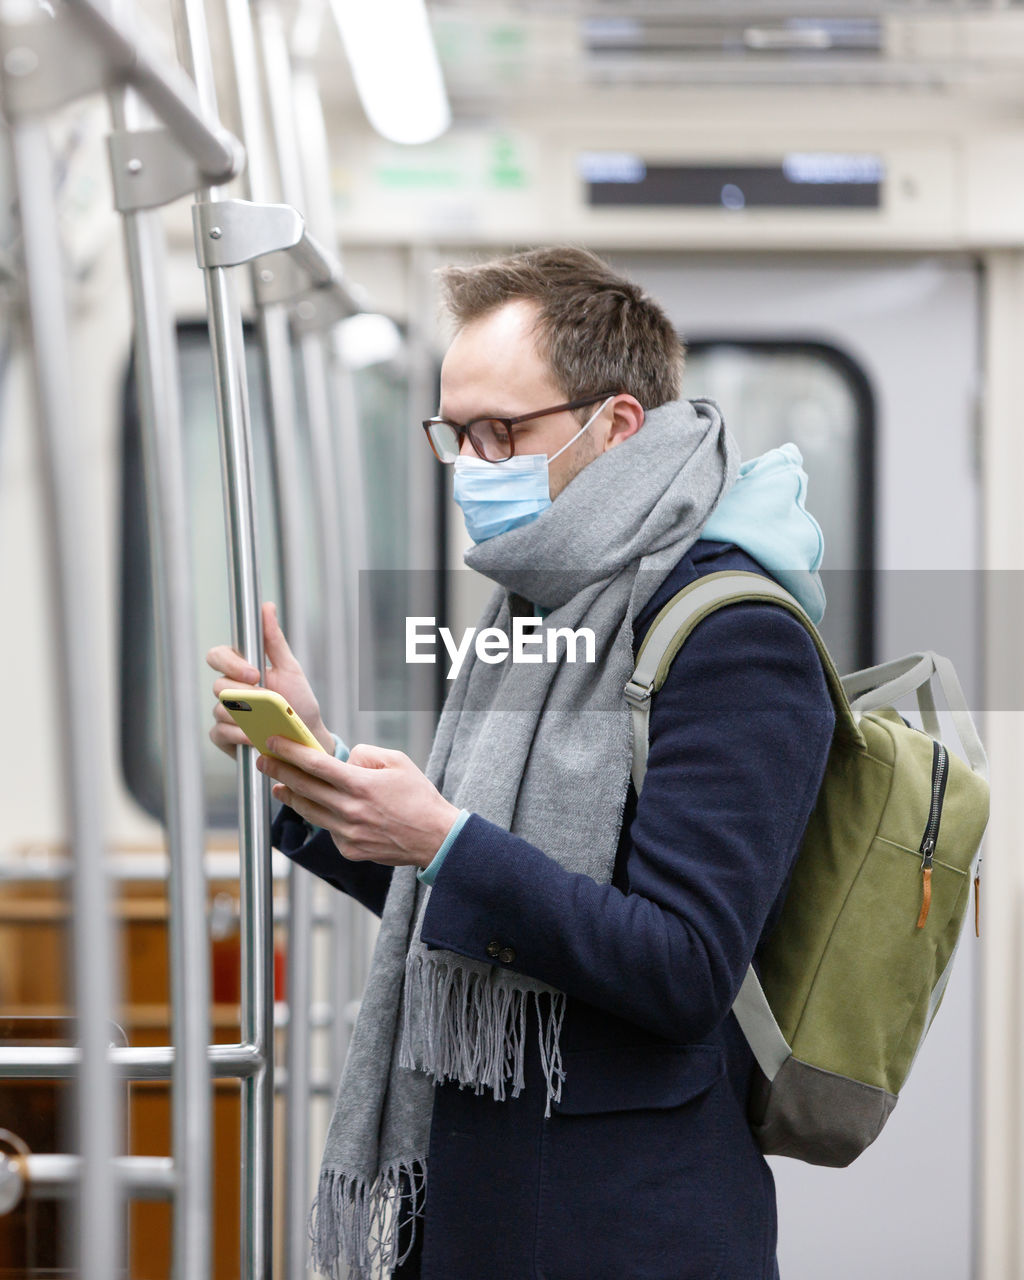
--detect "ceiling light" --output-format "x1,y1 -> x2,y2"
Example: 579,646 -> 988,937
329,0 -> 451,145
338,313 -> 404,369
744,27 -> 832,51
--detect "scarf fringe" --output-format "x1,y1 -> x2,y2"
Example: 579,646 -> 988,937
310,1157 -> 427,1280
401,950 -> 567,1117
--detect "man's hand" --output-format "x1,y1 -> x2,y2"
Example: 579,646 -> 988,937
256,738 -> 461,869
206,601 -> 333,758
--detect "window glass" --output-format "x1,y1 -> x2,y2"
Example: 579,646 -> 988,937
684,341 -> 874,672
352,358 -> 410,570
350,355 -> 422,747
121,324 -> 430,825
121,324 -> 283,827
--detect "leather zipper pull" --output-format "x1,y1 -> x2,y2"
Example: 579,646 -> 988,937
974,873 -> 981,938
917,836 -> 935,930
916,866 -> 933,930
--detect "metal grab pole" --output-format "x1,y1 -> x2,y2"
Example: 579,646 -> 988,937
299,327 -> 359,1073
259,0 -> 364,1125
406,244 -> 446,768
255,1 -> 349,741
108,49 -> 212,1276
257,267 -> 319,1280
58,0 -> 244,184
170,0 -> 275,1273
0,1042 -> 263,1079
255,10 -> 357,1265
287,6 -> 370,742
202,262 -> 274,1280
289,17 -> 377,1021
6,116 -> 120,1280
221,0 -> 317,1272
15,1155 -> 177,1200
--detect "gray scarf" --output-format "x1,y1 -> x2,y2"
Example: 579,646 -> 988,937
310,398 -> 739,1278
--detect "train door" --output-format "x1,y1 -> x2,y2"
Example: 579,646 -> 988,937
613,251 -> 982,1280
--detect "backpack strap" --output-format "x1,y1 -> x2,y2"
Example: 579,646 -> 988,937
733,967 -> 792,1081
624,569 -> 859,1084
842,651 -> 989,781
625,570 -> 861,794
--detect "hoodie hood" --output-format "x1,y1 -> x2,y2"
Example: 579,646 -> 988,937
701,441 -> 826,623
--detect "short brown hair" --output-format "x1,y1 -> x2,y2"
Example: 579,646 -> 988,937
437,246 -> 684,410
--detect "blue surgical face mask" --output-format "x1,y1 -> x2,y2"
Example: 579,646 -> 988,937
453,397 -> 612,544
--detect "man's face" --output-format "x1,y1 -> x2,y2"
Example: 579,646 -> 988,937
438,299 -> 605,500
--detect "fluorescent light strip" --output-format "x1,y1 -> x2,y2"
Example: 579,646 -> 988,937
330,0 -> 451,145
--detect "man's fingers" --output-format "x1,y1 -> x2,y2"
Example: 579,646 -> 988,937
260,736 -> 331,773
262,602 -> 299,672
211,713 -> 251,741
269,785 -> 372,862
212,701 -> 251,734
212,676 -> 259,699
206,645 -> 260,684
346,743 -> 387,769
270,784 -> 336,832
345,743 -> 405,770
209,722 -> 249,757
258,753 -> 348,816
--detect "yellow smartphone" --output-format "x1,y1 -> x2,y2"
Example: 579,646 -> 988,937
218,688 -> 328,760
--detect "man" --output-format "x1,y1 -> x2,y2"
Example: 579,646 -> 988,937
208,247 -> 835,1279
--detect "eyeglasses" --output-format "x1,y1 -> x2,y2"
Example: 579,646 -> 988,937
422,392 -> 619,463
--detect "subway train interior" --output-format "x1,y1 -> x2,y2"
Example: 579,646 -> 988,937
0,0 -> 1020,1276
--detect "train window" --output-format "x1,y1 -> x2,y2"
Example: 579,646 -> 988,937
347,339 -> 450,745
121,321 -> 426,826
350,355 -> 413,743
684,339 -> 874,672
120,322 -> 285,827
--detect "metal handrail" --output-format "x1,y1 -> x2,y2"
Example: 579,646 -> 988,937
0,0 -> 351,1268
284,13 -> 366,1087
219,2 -> 321,1270
170,0 -> 275,1270
16,1154 -> 176,1199
0,0 -> 373,1267
0,0 -> 264,1264
288,14 -> 377,1029
67,0 -> 243,182
289,226 -> 356,302
107,23 -> 213,1270
0,847 -> 297,881
193,196 -> 361,320
4,112 -> 121,1279
0,1042 -> 262,1080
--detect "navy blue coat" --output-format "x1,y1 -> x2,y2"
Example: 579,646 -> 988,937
275,539 -> 836,1280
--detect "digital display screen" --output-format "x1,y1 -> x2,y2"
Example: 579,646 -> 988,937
580,152 -> 883,210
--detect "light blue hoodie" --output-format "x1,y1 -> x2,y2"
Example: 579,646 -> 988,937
701,441 -> 826,624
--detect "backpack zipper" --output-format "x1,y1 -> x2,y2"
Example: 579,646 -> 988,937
916,740 -> 949,929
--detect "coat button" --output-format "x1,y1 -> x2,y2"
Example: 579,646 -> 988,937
497,947 -> 516,964
486,941 -> 501,958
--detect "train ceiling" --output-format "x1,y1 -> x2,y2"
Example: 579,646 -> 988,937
419,2 -> 1024,93
124,0 -> 1024,124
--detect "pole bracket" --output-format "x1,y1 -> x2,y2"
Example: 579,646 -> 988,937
193,197 -> 305,269
194,198 -> 362,325
108,128 -> 204,213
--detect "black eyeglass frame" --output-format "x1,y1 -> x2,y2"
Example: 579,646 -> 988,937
422,391 -> 620,463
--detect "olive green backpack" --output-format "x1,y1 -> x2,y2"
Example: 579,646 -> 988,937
625,570 -> 990,1168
